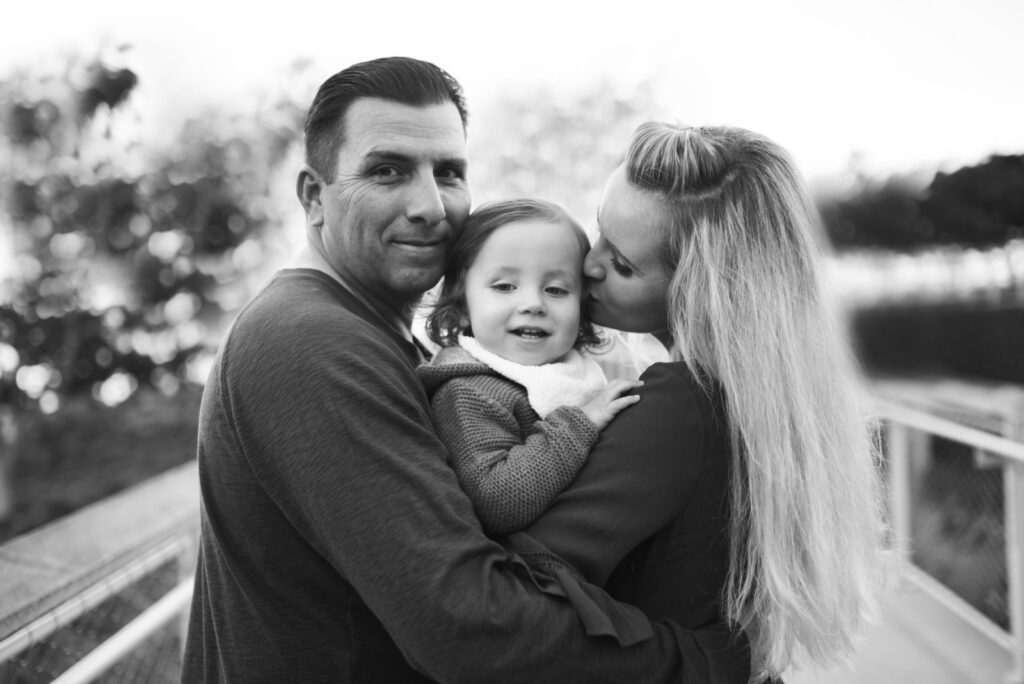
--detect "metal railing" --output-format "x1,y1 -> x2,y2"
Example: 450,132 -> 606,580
0,379 -> 1022,682
0,462 -> 198,683
877,378 -> 1024,684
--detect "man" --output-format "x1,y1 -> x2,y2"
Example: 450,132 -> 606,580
183,56 -> 749,683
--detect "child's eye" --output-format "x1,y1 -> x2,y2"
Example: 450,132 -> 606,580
491,283 -> 515,293
545,286 -> 570,297
610,255 -> 633,277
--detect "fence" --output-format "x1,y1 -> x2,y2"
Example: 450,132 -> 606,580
0,463 -> 197,683
877,377 -> 1024,684
1,381 -> 1023,682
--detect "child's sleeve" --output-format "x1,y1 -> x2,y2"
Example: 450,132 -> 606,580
432,378 -> 600,536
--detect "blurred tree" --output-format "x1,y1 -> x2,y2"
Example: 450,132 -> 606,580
468,80 -> 666,227
819,154 -> 1024,251
0,48 -> 307,412
920,155 -> 1024,245
818,175 -> 935,249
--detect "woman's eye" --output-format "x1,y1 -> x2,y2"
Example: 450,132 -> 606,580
610,256 -> 633,277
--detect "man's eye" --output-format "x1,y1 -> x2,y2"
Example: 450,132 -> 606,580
610,256 -> 633,277
371,166 -> 402,180
436,167 -> 464,181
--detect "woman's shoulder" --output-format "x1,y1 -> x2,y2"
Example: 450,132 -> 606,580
639,360 -> 711,395
638,361 -> 724,426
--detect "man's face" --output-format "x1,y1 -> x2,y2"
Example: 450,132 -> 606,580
319,98 -> 471,313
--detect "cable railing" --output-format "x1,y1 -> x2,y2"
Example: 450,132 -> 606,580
0,378 -> 1022,682
876,377 -> 1024,684
0,462 -> 197,683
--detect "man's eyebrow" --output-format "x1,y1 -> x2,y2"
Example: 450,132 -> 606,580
361,150 -> 467,171
360,150 -> 414,165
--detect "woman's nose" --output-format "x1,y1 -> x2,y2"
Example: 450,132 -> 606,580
583,250 -> 605,280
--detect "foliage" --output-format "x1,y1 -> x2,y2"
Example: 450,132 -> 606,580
820,155 -> 1024,251
0,55 -> 665,414
0,48 -> 306,411
0,386 -> 200,543
468,80 -> 666,226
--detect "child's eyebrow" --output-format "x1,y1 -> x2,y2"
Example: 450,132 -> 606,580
545,268 -> 581,282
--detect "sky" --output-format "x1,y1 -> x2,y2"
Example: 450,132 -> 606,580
2,0 -> 1023,185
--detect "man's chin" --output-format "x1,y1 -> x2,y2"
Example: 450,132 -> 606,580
392,269 -> 445,299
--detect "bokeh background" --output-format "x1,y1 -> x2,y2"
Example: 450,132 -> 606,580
1,0 -> 1022,548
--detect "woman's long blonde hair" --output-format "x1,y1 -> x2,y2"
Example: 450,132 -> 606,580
624,122 -> 887,678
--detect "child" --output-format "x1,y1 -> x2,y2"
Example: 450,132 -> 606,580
418,198 -> 642,537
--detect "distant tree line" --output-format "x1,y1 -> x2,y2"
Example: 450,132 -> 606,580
819,155 -> 1024,250
819,157 -> 1024,385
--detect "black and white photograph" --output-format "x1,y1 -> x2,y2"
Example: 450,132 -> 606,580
1,1 -> 1022,682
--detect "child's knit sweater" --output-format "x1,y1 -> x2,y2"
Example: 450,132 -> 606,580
417,346 -> 600,536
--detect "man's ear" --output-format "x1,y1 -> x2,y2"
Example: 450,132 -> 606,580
296,165 -> 325,229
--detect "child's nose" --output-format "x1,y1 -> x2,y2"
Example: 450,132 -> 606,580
517,292 -> 545,314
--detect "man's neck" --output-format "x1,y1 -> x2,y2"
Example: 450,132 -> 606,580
286,247 -> 417,330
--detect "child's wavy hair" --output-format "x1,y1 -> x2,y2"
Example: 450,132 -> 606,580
425,198 -> 602,351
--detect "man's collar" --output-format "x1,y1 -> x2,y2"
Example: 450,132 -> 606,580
285,248 -> 419,347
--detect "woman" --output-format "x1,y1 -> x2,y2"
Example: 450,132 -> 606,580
520,122 -> 887,682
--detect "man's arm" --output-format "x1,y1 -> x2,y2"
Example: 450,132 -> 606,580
238,316 -> 747,683
432,377 -> 597,535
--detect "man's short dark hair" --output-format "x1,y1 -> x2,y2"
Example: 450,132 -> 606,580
303,56 -> 468,181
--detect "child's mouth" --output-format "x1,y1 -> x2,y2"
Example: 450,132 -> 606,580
511,327 -> 550,339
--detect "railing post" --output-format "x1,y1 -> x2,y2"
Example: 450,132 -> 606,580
1001,392 -> 1024,684
886,421 -> 913,564
1006,458 -> 1024,684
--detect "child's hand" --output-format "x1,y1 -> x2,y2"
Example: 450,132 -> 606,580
580,379 -> 644,431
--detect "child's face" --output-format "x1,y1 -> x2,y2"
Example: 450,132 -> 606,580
464,219 -> 584,366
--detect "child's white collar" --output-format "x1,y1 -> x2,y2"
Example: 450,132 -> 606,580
457,335 -> 607,418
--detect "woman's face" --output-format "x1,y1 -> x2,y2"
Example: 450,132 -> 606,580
585,166 -> 673,338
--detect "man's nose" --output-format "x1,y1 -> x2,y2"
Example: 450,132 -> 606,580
407,175 -> 446,227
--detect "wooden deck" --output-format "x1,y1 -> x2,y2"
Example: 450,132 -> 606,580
788,571 -> 1015,684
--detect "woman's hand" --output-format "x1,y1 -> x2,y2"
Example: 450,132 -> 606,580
580,379 -> 643,431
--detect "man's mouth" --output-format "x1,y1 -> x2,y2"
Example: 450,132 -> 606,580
510,327 -> 550,339
395,238 -> 444,248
